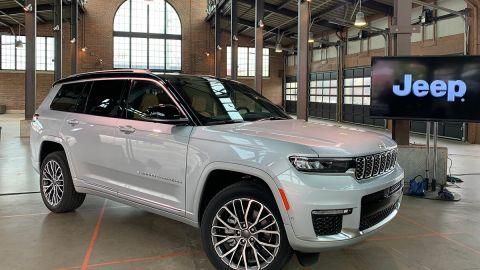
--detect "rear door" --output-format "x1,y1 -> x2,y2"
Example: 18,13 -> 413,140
62,79 -> 129,193
114,79 -> 192,215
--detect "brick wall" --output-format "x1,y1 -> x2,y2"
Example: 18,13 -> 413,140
0,0 -> 285,111
216,33 -> 285,105
0,23 -> 55,112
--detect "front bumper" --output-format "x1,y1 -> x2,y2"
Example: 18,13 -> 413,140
276,164 -> 404,252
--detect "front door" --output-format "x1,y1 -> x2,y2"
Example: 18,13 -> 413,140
115,79 -> 192,215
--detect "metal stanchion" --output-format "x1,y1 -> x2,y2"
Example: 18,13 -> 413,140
432,122 -> 438,191
424,122 -> 431,191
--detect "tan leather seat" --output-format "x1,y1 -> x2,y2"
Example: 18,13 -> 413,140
138,94 -> 159,119
192,95 -> 211,118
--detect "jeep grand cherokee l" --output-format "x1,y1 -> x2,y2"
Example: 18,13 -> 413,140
31,70 -> 404,269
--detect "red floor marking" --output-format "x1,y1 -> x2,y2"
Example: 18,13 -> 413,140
54,250 -> 202,270
397,214 -> 438,233
80,199 -> 107,270
366,232 -> 463,241
398,214 -> 480,255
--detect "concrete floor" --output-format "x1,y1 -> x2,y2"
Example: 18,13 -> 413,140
1,113 -> 480,270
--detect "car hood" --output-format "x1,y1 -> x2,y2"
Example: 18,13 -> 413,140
206,119 -> 396,157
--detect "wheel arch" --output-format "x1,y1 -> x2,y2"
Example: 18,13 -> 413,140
38,136 -> 76,177
193,162 -> 290,226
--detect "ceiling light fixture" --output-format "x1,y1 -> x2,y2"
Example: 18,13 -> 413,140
205,52 -> 210,56
258,20 -> 264,28
23,4 -> 32,12
81,47 -> 88,52
354,0 -> 367,27
233,35 -> 238,41
217,45 -> 222,50
275,30 -> 283,53
308,31 -> 315,43
70,38 -> 76,43
275,43 -> 282,53
15,25 -> 23,48
15,40 -> 23,48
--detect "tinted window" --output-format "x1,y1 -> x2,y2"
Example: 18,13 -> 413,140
50,83 -> 85,112
84,80 -> 127,117
165,76 -> 289,125
126,80 -> 177,121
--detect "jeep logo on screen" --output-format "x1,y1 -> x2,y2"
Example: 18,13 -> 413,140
393,74 -> 467,102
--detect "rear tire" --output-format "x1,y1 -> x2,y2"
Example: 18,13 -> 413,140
40,151 -> 85,213
201,182 -> 293,270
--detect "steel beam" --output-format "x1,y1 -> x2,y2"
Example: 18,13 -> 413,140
13,0 -> 45,22
237,18 -> 275,32
391,0 -> 412,145
239,0 -> 296,17
255,0 -> 264,93
231,0 -> 238,80
70,0 -> 78,75
215,0 -> 221,77
54,0 -> 62,81
24,0 -> 36,120
206,0 -> 229,21
0,4 -> 51,16
296,0 -> 309,121
363,0 -> 393,15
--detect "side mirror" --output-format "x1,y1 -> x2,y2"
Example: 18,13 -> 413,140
145,104 -> 189,125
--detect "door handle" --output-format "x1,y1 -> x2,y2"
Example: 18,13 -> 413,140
118,125 -> 136,134
67,119 -> 79,126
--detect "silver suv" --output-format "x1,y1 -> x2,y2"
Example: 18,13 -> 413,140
31,70 -> 404,269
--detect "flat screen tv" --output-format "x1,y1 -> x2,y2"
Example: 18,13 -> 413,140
370,56 -> 480,122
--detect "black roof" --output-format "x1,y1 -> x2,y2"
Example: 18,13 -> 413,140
53,70 -> 217,86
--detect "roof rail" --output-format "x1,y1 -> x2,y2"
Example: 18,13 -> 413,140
65,69 -> 152,78
53,69 -> 156,85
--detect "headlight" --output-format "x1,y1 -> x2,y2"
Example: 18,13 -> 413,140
289,156 -> 354,173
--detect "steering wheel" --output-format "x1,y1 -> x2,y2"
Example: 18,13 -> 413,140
236,107 -> 250,114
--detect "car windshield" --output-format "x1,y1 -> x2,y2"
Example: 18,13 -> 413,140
165,76 -> 290,125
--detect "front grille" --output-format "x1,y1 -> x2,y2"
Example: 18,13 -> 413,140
359,182 -> 403,231
355,149 -> 397,180
312,214 -> 342,236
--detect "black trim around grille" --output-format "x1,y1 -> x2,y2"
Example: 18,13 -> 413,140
312,214 -> 343,236
359,182 -> 403,231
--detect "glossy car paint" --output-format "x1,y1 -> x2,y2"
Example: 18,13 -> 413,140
31,74 -> 404,254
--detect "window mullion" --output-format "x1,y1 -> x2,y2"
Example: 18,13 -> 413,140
147,4 -> 150,70
45,37 -> 48,71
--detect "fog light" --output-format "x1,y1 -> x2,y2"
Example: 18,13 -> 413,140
312,209 -> 353,215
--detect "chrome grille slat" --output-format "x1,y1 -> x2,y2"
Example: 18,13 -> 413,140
354,149 -> 398,180
379,153 -> 387,173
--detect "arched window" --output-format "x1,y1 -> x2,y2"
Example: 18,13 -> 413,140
113,0 -> 181,72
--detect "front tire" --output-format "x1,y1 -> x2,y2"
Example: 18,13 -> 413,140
40,151 -> 85,213
201,182 -> 292,270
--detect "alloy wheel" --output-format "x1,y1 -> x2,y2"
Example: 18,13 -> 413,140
211,198 -> 281,270
42,160 -> 64,206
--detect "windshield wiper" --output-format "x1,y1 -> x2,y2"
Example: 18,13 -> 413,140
255,116 -> 288,122
205,119 -> 244,126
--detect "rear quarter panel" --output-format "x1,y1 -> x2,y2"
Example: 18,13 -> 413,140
30,84 -> 69,172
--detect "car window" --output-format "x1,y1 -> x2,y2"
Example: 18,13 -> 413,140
84,80 -> 127,117
165,76 -> 289,125
126,80 -> 177,121
50,82 -> 85,112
